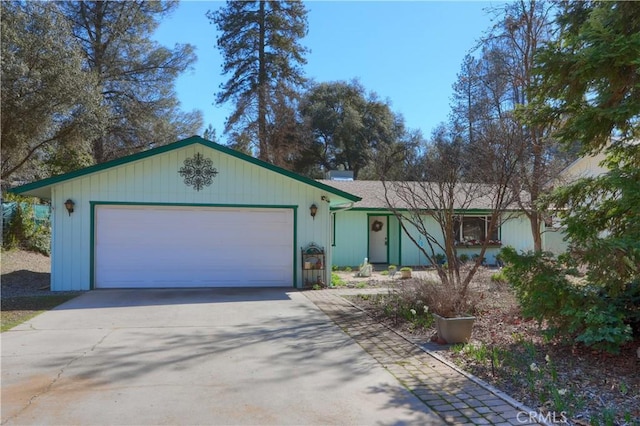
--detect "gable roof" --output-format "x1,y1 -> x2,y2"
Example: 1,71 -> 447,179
11,136 -> 361,203
318,180 -> 523,211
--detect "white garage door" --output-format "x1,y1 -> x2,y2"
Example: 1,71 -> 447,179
95,205 -> 294,288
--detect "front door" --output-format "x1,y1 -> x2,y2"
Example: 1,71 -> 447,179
368,215 -> 388,263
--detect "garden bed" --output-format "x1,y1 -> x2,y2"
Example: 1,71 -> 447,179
334,268 -> 640,426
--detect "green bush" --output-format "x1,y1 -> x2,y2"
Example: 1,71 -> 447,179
501,247 -> 633,353
331,272 -> 346,287
3,197 -> 51,256
490,270 -> 508,284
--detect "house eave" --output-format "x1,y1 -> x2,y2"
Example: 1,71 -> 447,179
10,136 -> 362,203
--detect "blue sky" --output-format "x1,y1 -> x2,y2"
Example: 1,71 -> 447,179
154,1 -> 503,141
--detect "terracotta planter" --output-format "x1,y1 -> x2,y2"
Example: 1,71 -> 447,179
433,313 -> 475,344
400,269 -> 412,279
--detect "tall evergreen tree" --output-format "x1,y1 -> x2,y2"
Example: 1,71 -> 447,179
61,0 -> 202,164
536,1 -> 640,154
502,1 -> 640,353
209,1 -> 308,162
536,0 -> 640,287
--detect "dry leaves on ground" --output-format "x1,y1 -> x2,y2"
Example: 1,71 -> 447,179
335,268 -> 640,426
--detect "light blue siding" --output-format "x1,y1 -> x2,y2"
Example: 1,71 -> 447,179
333,210 -> 539,267
542,227 -> 569,255
49,144 -> 339,290
500,214 -> 536,255
332,211 -> 369,267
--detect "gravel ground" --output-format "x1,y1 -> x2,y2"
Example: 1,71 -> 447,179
1,250 -> 81,298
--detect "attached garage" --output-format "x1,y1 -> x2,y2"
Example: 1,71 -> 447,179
94,205 -> 294,288
12,136 -> 360,291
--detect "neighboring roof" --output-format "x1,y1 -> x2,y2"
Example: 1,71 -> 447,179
11,136 -> 361,203
559,152 -> 609,181
318,180 -> 523,211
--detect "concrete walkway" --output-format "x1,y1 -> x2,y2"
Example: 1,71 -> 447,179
305,289 -> 543,426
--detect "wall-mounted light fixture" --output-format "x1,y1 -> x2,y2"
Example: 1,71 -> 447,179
64,199 -> 75,216
309,203 -> 318,220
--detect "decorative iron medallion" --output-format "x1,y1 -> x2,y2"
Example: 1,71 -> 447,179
179,153 -> 218,191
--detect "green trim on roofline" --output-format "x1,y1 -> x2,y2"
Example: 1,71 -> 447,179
11,136 -> 361,203
89,201 -> 299,289
332,207 -> 519,214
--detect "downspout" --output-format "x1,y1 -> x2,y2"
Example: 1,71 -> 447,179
327,202 -> 355,276
329,202 -> 355,213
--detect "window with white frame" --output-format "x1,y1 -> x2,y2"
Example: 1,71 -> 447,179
453,216 -> 500,246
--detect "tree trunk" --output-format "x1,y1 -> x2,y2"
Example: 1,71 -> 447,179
530,128 -> 544,252
257,0 -> 268,162
530,211 -> 543,252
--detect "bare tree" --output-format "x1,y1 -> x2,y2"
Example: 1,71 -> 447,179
480,0 -> 571,251
381,123 -> 521,313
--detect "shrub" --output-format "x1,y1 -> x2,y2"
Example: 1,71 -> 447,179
414,277 -> 479,317
3,197 -> 51,256
500,247 -> 633,353
375,283 -> 433,329
331,273 -> 346,287
490,270 -> 508,284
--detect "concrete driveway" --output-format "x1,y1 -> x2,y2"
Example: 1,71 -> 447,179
1,289 -> 440,425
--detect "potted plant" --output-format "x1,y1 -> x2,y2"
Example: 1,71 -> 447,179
432,313 -> 476,344
416,278 -> 478,344
380,136 -> 512,345
400,267 -> 412,279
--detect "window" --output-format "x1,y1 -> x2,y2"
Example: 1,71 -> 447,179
453,216 -> 500,246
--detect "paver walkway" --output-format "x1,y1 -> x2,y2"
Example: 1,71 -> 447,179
305,289 -> 543,426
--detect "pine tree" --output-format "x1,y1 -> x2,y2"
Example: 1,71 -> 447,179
61,0 -> 203,164
536,1 -> 640,153
209,1 -> 308,162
